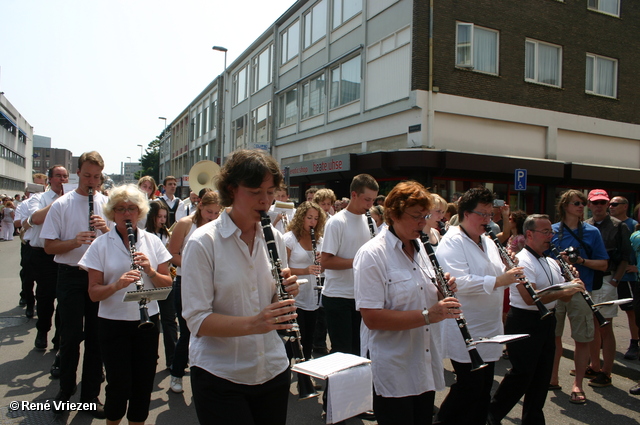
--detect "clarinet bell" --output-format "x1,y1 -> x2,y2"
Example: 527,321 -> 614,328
469,348 -> 488,372
138,304 -> 155,330
297,373 -> 320,400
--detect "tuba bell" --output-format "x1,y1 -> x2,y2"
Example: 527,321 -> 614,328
188,160 -> 221,195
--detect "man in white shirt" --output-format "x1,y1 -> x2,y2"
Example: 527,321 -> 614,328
25,165 -> 69,352
158,176 -> 185,227
488,214 -> 584,424
435,187 -> 522,425
182,191 -> 199,216
321,174 -> 378,357
41,152 -> 109,418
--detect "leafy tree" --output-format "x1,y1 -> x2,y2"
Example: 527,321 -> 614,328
134,138 -> 160,182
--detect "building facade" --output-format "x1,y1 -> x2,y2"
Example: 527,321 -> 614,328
32,145 -> 73,176
0,93 -> 33,198
160,0 -> 640,214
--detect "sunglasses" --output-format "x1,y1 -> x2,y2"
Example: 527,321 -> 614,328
609,202 -> 625,207
590,200 -> 608,206
571,201 -> 587,207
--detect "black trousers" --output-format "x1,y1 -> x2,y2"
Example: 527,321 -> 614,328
99,315 -> 159,422
191,366 -> 290,425
56,265 -> 102,400
158,288 -> 177,368
437,361 -> 496,425
19,242 -> 35,307
170,277 -> 190,378
374,390 -> 435,425
322,295 -> 361,355
312,306 -> 329,349
489,307 -> 556,425
32,248 -> 59,337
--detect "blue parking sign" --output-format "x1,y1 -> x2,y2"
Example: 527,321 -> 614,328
515,169 -> 527,191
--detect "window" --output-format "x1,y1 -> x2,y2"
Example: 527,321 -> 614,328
34,160 -> 40,168
203,107 -> 209,135
525,39 -> 562,87
232,115 -> 247,150
209,100 -> 217,132
278,89 -> 298,127
281,21 -> 300,64
333,0 -> 361,29
302,74 -> 326,119
251,102 -> 271,146
232,65 -> 248,104
252,45 -> 272,93
586,53 -> 617,97
196,112 -> 202,138
330,56 -> 361,108
304,0 -> 327,49
455,23 -> 499,74
588,0 -> 620,16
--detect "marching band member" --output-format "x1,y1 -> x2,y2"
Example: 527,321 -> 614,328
181,149 -> 299,425
355,181 -> 460,425
81,184 -> 172,425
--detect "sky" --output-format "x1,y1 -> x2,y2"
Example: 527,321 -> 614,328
0,0 -> 297,175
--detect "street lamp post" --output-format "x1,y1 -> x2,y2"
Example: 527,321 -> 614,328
137,144 -> 143,163
212,46 -> 228,164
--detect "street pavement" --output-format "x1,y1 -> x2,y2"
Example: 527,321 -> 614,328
0,237 -> 639,424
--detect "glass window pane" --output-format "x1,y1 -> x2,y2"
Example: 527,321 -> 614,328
600,0 -> 619,15
525,41 -> 535,80
340,57 -> 360,104
330,68 -> 340,108
343,0 -> 361,22
537,44 -> 559,86
473,28 -> 497,73
333,0 -> 342,29
596,57 -> 615,97
585,56 -> 594,92
456,24 -> 471,66
312,0 -> 327,44
287,21 -> 300,61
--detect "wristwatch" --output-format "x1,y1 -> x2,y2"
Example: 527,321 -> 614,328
611,278 -> 619,284
422,309 -> 430,325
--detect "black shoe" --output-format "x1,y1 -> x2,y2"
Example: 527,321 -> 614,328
34,331 -> 47,350
50,353 -> 61,379
630,383 -> 640,395
19,297 -> 26,306
624,344 -> 640,360
80,397 -> 106,419
25,305 -> 34,318
356,410 -> 376,421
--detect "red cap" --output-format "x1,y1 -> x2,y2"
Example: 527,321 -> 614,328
587,189 -> 609,202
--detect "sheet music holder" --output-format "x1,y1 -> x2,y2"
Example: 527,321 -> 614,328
593,297 -> 633,307
292,352 -> 372,424
123,287 -> 172,303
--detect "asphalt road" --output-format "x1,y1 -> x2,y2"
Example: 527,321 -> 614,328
0,237 -> 638,424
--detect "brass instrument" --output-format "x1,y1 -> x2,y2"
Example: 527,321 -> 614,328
420,232 -> 487,371
484,225 -> 553,319
549,243 -> 610,327
125,220 -> 154,330
260,211 -> 318,400
188,160 -> 221,194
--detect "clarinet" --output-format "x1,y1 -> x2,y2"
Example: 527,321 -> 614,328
88,187 -> 95,232
420,232 -> 488,371
259,211 -> 318,400
310,227 -> 323,305
365,211 -> 376,239
125,220 -> 154,330
549,243 -> 610,327
484,225 -> 553,319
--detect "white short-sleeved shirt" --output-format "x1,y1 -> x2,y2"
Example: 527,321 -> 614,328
181,210 -> 289,385
354,227 -> 444,397
283,231 -> 322,311
322,209 -> 375,299
435,225 -> 506,362
79,228 -> 172,320
40,190 -> 109,266
28,190 -> 63,247
511,247 -> 563,311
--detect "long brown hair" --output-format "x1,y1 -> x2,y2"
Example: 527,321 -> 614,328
193,191 -> 220,225
288,201 -> 326,240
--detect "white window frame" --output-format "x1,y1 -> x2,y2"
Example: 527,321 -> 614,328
280,20 -> 300,65
332,0 -> 362,29
455,22 -> 499,75
585,53 -> 618,98
524,39 -> 562,87
252,45 -> 272,93
232,65 -> 248,105
587,0 -> 620,17
304,0 -> 327,49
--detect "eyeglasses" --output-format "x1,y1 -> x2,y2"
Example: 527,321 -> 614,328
609,202 -> 626,207
571,201 -> 587,207
590,200 -> 608,206
403,211 -> 428,222
533,229 -> 555,236
114,206 -> 139,214
471,210 -> 494,219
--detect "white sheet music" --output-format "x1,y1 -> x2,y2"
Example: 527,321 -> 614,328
326,365 -> 372,424
476,334 -> 529,344
291,352 -> 371,379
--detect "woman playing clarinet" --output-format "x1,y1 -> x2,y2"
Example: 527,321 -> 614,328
181,149 -> 300,425
354,181 -> 461,425
80,184 -> 173,425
